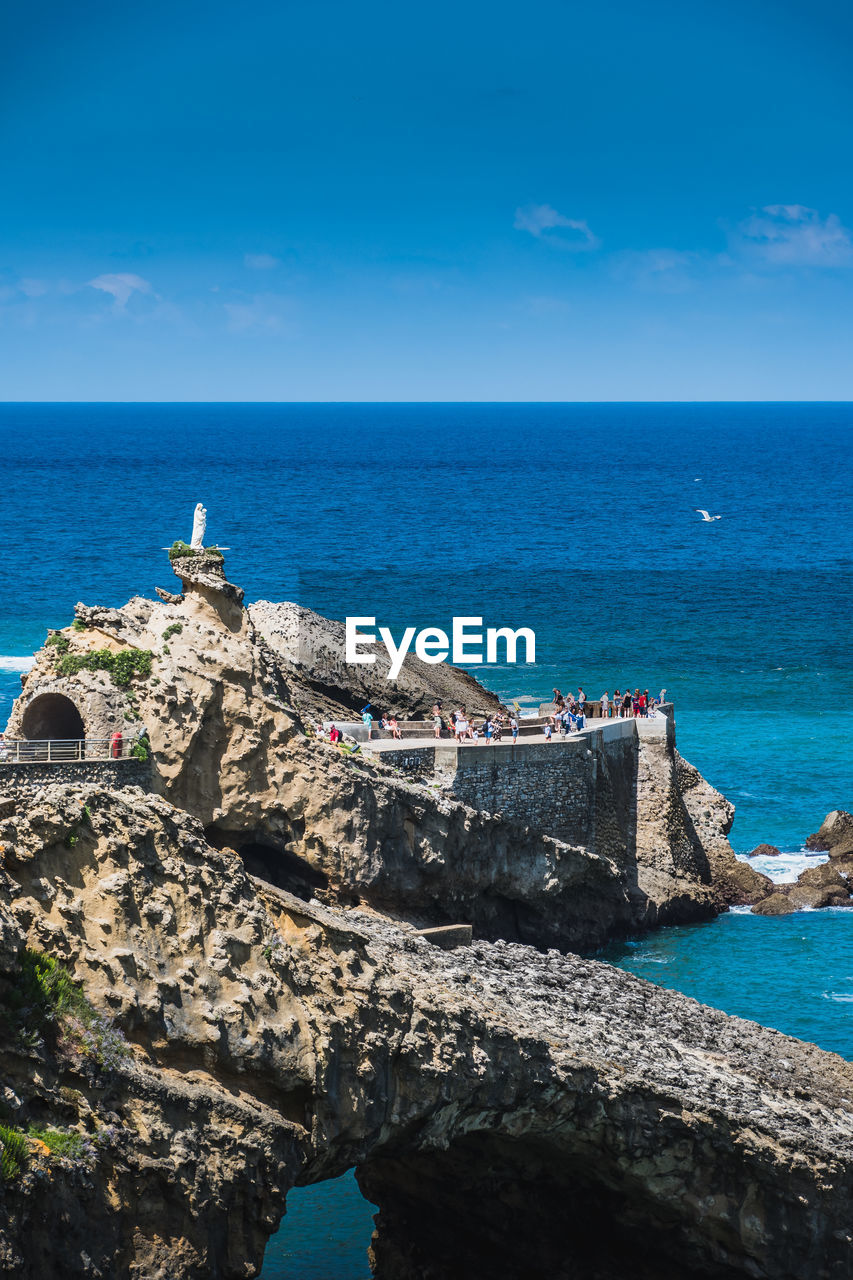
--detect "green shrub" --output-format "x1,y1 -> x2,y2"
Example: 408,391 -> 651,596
18,951 -> 84,1020
6,950 -> 130,1071
161,622 -> 183,641
168,540 -> 195,560
45,633 -> 70,653
0,1124 -> 27,1181
27,1126 -> 87,1160
71,619 -> 87,632
168,541 -> 223,562
130,738 -> 149,762
55,648 -> 152,687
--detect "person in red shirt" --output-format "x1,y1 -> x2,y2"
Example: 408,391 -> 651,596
329,724 -> 341,744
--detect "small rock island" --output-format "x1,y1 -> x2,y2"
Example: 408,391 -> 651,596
1,540 -> 851,1279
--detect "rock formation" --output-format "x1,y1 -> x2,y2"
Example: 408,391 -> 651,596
751,852 -> 853,915
673,752 -> 772,906
807,810 -> 853,860
4,555 -> 761,949
1,785 -> 852,1279
248,599 -> 505,723
5,551 -> 848,1276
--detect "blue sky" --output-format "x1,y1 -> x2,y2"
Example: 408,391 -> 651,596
2,0 -> 853,399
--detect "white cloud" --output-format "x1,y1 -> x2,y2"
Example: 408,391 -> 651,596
514,204 -> 600,250
244,253 -> 281,270
87,273 -> 154,308
734,205 -> 853,267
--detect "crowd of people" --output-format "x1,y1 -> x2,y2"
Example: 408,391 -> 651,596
441,703 -> 519,744
550,686 -> 667,721
321,687 -> 669,750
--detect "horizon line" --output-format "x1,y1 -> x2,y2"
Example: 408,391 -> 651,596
1,399 -> 852,407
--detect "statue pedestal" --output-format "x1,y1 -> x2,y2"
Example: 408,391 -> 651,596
169,551 -> 244,608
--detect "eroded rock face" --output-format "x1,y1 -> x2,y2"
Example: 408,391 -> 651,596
248,599 -> 505,723
4,558 -> 756,946
1,786 -> 853,1280
674,753 -> 772,906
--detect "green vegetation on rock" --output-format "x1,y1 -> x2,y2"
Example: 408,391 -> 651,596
168,540 -> 195,560
27,1126 -> 87,1160
3,950 -> 130,1072
45,633 -> 70,653
168,541 -> 223,561
0,1124 -> 28,1181
55,647 -> 153,687
162,622 -> 183,641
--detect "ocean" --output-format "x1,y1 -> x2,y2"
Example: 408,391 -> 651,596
1,402 -> 850,1276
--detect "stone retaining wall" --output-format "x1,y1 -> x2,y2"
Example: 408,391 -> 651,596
370,718 -> 652,851
450,720 -> 639,846
0,759 -> 150,798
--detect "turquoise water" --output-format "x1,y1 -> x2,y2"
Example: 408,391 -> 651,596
262,1174 -> 376,1280
0,403 -> 850,1274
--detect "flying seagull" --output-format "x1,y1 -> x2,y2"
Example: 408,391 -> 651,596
694,508 -> 722,522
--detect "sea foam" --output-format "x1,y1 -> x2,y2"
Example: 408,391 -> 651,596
738,851 -> 828,884
0,656 -> 34,672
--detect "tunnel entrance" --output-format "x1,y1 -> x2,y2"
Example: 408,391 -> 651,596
239,842 -> 329,901
356,1133 -> 700,1280
21,693 -> 86,740
205,827 -> 331,903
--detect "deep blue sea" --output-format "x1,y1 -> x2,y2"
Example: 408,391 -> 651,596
1,403 -> 850,1277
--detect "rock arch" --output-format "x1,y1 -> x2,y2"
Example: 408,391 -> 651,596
21,692 -> 86,740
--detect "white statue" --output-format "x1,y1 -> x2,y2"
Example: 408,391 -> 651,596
190,503 -> 207,550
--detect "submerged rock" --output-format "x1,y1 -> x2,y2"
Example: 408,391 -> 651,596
750,860 -> 853,915
749,841 -> 782,857
787,883 -> 850,911
719,858 -> 774,905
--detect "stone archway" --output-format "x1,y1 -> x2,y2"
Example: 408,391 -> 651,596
21,693 -> 86,740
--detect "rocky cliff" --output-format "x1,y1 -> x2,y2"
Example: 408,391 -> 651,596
4,553 -> 765,950
1,785 -> 852,1279
248,599 -> 506,723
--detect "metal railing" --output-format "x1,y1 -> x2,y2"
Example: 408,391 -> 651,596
0,738 -> 137,764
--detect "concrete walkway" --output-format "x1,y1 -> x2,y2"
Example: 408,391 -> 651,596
362,714 -> 667,753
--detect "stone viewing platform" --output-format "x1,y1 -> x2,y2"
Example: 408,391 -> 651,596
330,705 -> 673,752
328,709 -> 678,850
